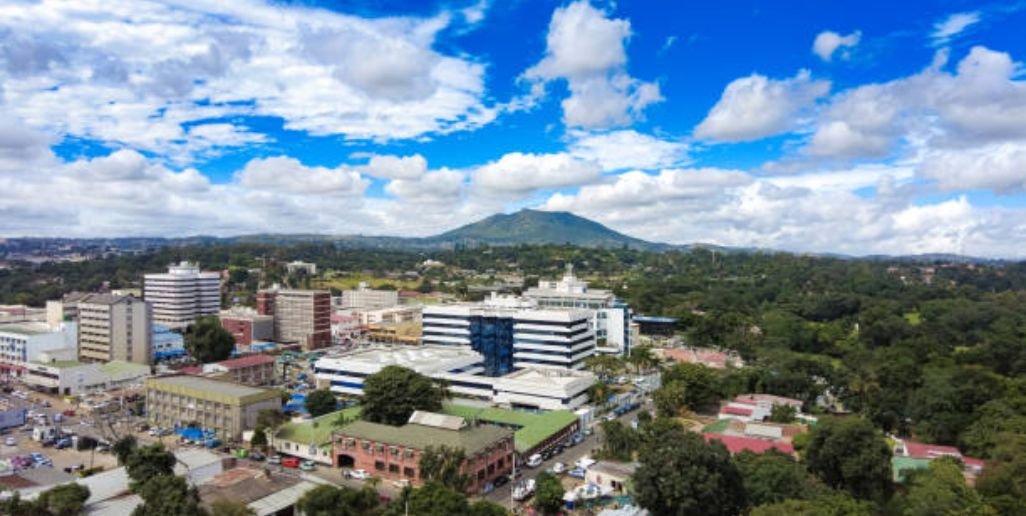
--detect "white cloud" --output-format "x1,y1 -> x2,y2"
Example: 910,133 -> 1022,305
474,152 -> 602,194
386,169 -> 465,204
568,130 -> 688,171
932,12 -> 981,45
918,141 -> 1026,193
694,70 -> 830,142
812,30 -> 861,61
362,154 -> 428,180
523,0 -> 662,129
0,0 -> 495,160
235,156 -> 368,195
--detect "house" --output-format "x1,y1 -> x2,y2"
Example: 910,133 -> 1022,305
893,439 -> 985,483
717,393 -> 806,422
704,433 -> 795,455
585,461 -> 638,494
198,466 -> 322,516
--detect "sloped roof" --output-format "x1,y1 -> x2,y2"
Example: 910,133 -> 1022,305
704,433 -> 794,455
337,420 -> 511,455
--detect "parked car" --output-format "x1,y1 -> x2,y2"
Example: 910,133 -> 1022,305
55,438 -> 72,450
525,454 -> 543,468
349,469 -> 370,480
299,460 -> 316,471
249,451 -> 265,462
4,436 -> 15,446
62,409 -> 76,417
552,462 -> 566,474
567,467 -> 586,479
282,457 -> 300,468
479,482 -> 495,495
268,455 -> 282,465
513,479 -> 536,501
493,474 -> 509,487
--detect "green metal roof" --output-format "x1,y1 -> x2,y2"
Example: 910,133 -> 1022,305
892,456 -> 931,482
441,404 -> 578,453
338,419 -> 512,456
100,361 -> 150,377
146,375 -> 281,406
275,407 -> 362,447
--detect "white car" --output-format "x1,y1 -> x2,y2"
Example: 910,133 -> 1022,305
349,469 -> 370,480
525,454 -> 543,468
552,462 -> 566,474
4,437 -> 15,446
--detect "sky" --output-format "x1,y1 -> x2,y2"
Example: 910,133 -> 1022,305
1,0 -> 1026,257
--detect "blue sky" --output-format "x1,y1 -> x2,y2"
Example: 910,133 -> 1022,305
1,0 -> 1026,256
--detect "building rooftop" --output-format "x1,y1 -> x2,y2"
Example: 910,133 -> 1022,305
441,403 -> 578,453
320,345 -> 481,371
215,354 -> 276,369
588,461 -> 639,478
498,367 -> 594,387
892,456 -> 932,482
78,294 -> 136,306
408,411 -> 466,430
31,359 -> 86,369
0,322 -> 55,336
275,407 -> 362,446
633,316 -> 678,323
338,419 -> 511,456
99,361 -> 151,377
704,433 -> 795,455
146,375 -> 280,405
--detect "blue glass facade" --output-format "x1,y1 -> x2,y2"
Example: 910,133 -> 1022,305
468,316 -> 515,376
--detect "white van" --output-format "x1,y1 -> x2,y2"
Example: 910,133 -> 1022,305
526,454 -> 543,468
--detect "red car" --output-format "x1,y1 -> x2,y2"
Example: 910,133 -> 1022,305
62,410 -> 76,417
282,457 -> 300,468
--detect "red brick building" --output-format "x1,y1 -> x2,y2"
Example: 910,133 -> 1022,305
256,289 -> 331,351
219,307 -> 273,350
332,412 -> 513,493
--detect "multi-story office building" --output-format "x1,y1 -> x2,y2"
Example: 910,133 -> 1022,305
77,294 -> 153,365
145,375 -> 281,441
422,294 -> 596,375
144,262 -> 221,329
523,264 -> 633,356
219,307 -> 274,349
257,289 -> 331,350
152,323 -> 186,361
338,283 -> 399,311
0,322 -> 77,379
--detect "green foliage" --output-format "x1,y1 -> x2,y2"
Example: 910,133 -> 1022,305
975,433 -> 1026,513
256,408 -> 288,430
210,499 -> 256,516
767,404 -> 797,423
634,420 -> 746,516
184,315 -> 235,363
418,445 -> 469,492
297,485 -> 380,516
661,363 -> 722,411
804,417 -> 892,501
131,474 -> 207,516
750,493 -> 874,516
304,389 -> 338,418
735,450 -> 825,507
893,458 -> 998,516
599,419 -> 639,461
908,364 -> 1006,445
250,426 -> 268,450
35,483 -> 91,516
533,472 -> 565,516
112,435 -> 138,465
361,365 -> 445,426
653,380 -> 688,417
391,482 -> 468,516
125,443 -> 177,490
468,500 -> 508,516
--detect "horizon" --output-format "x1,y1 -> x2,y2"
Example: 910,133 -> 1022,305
1,1 -> 1026,257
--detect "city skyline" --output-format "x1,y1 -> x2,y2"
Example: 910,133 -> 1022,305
1,1 -> 1026,257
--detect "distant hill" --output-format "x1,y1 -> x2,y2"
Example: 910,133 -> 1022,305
425,209 -> 664,250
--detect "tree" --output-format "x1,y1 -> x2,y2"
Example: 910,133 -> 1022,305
804,417 -> 892,501
661,363 -> 722,411
210,499 -> 256,516
588,380 -> 612,406
735,450 -> 825,507
767,404 -> 797,423
533,472 -> 565,515
468,500 -> 508,516
35,483 -> 91,516
975,433 -> 1026,514
297,485 -> 380,516
634,421 -> 746,516
599,419 -> 639,461
132,474 -> 207,516
653,380 -> 687,417
393,482 -> 469,516
250,426 -> 268,450
112,435 -> 138,465
125,443 -> 177,489
184,315 -> 235,363
751,493 -> 873,516
627,346 -> 658,374
418,445 -> 469,492
304,389 -> 338,418
256,408 -> 288,430
361,365 -> 445,426
893,458 -> 997,516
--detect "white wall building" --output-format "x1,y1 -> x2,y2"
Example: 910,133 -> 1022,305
23,358 -> 151,396
338,283 -> 399,311
77,294 -> 152,364
523,264 -> 633,356
314,345 -> 594,410
285,261 -> 317,276
144,262 -> 221,329
0,322 -> 77,380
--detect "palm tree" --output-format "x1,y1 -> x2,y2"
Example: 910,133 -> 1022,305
628,346 -> 657,374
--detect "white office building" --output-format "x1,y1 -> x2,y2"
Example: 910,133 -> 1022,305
338,283 -> 400,311
422,294 -> 596,375
313,345 -> 594,410
0,322 -> 77,379
144,262 -> 221,329
523,264 -> 633,356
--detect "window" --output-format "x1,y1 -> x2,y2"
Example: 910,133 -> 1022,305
388,464 -> 400,473
374,461 -> 385,471
404,467 -> 415,478
477,470 -> 485,480
404,449 -> 415,459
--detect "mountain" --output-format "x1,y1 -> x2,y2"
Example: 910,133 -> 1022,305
426,209 -> 665,250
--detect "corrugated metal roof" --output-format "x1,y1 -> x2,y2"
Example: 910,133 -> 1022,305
408,410 -> 466,430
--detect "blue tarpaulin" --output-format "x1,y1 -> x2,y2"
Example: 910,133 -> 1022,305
176,427 -> 215,440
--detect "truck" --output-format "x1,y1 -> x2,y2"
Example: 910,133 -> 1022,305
32,426 -> 58,443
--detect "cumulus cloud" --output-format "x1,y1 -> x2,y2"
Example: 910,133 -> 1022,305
933,12 -> 981,45
524,1 -> 662,129
362,154 -> 428,180
0,0 -> 494,159
236,156 -> 368,195
474,152 -> 602,195
568,130 -> 688,171
812,30 -> 861,61
918,142 -> 1026,193
694,70 -> 830,142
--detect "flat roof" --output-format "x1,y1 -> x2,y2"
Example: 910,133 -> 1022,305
0,322 -> 54,336
320,345 -> 481,370
146,375 -> 280,405
100,361 -> 151,377
275,407 -> 362,446
499,368 -> 594,387
441,403 -> 578,453
338,419 -> 511,456
633,316 -> 677,323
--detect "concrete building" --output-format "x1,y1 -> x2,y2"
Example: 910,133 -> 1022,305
360,304 -> 421,325
219,307 -> 274,349
78,294 -> 152,364
257,289 -> 331,351
524,264 -> 633,356
0,305 -> 46,324
152,323 -> 186,361
585,462 -> 638,494
422,294 -> 596,375
193,355 -> 277,386
24,359 -> 150,396
338,283 -> 399,311
285,260 -> 317,276
144,262 -> 221,329
0,322 -> 77,379
332,411 -> 513,493
145,376 -> 281,441
314,345 -> 594,410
